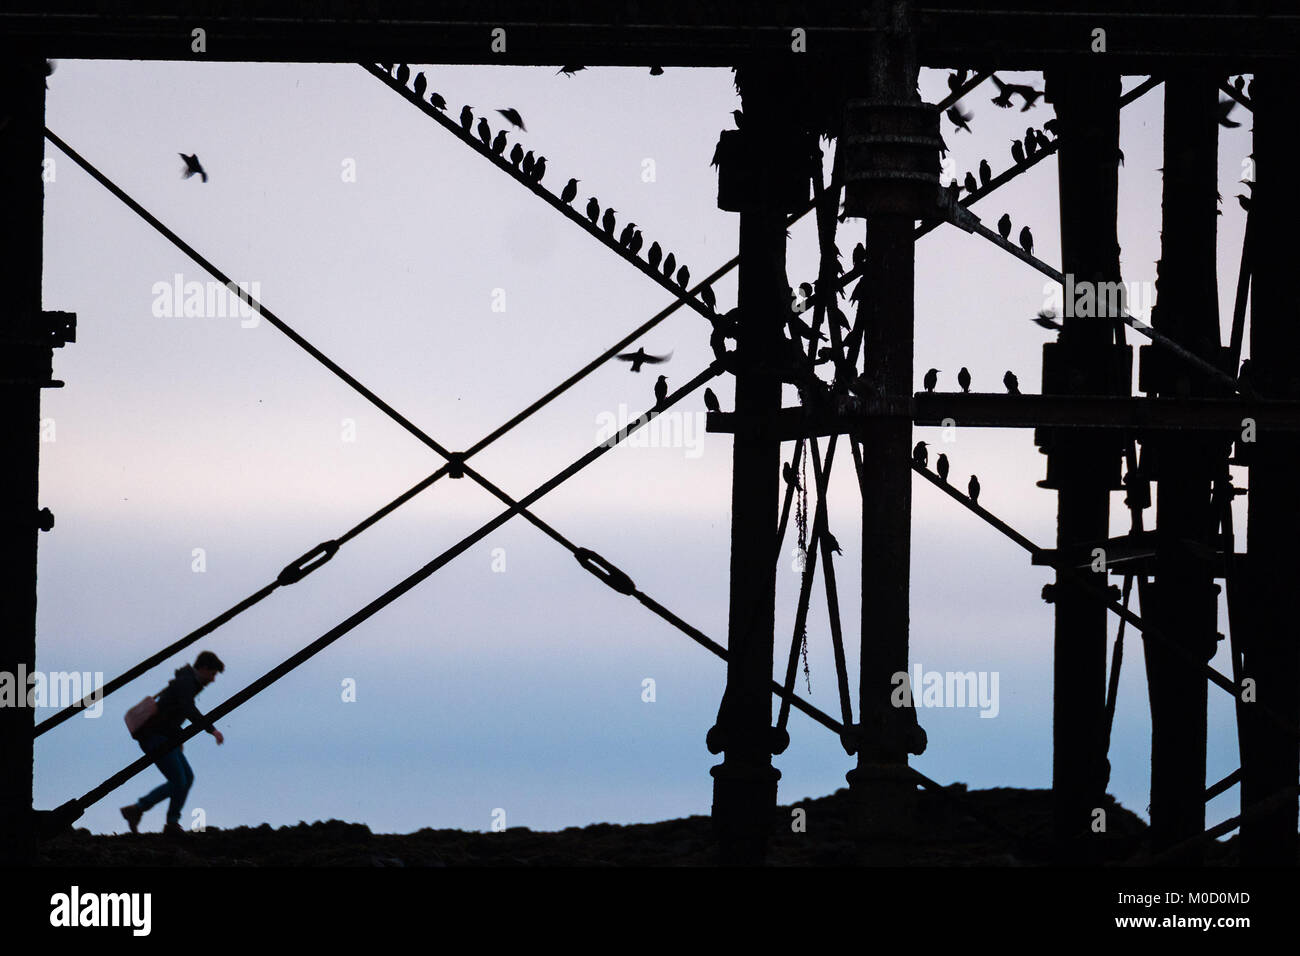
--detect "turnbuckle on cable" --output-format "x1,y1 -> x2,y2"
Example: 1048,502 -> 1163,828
277,540 -> 340,587
573,548 -> 636,595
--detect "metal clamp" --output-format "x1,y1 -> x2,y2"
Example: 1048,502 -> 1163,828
445,453 -> 466,479
276,540 -> 340,586
573,548 -> 635,595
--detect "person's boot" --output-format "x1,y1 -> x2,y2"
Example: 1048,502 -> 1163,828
120,805 -> 142,834
163,822 -> 186,838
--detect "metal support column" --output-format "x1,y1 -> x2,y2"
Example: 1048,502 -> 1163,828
1142,75 -> 1224,861
0,55 -> 49,866
1239,71 -> 1300,866
1040,66 -> 1128,862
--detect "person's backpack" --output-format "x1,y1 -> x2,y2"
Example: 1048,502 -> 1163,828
124,695 -> 159,738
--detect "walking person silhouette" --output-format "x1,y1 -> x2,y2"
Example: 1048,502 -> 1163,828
120,651 -> 225,836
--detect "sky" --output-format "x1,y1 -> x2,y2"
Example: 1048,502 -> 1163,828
32,59 -> 1255,838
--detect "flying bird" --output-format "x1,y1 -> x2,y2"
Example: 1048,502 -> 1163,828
459,105 -> 474,132
979,159 -> 991,186
946,104 -> 973,133
602,207 -> 617,235
179,153 -> 208,182
497,108 -> 526,131
1019,226 -> 1034,255
1016,83 -> 1044,111
990,75 -> 1016,108
937,453 -> 950,483
616,348 -> 672,373
586,197 -> 600,224
947,69 -> 968,94
1004,370 -> 1020,394
704,388 -> 720,413
654,375 -> 668,409
998,214 -> 1012,240
923,368 -> 940,392
1033,309 -> 1062,331
561,178 -> 579,204
968,474 -> 980,504
957,367 -> 971,393
912,441 -> 929,469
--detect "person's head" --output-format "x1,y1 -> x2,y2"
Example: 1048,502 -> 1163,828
194,651 -> 225,686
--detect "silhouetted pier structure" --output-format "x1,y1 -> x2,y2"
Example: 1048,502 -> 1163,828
3,1 -> 1298,866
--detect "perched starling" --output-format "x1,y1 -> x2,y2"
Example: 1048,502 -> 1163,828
629,230 -> 644,256
677,265 -> 691,288
654,375 -> 668,408
704,387 -> 720,413
1011,139 -> 1025,164
852,242 -> 867,269
459,105 -> 474,132
510,143 -> 524,167
700,285 -> 716,311
937,453 -> 950,483
648,242 -> 663,270
783,462 -> 801,490
1019,226 -> 1033,255
998,213 -> 1012,240
979,158 -> 992,186
491,130 -> 507,154
396,64 -> 410,85
602,207 -> 617,235
616,348 -> 672,373
179,153 -> 207,183
586,197 -> 600,224
1043,118 -> 1058,137
429,92 -> 447,111
650,66 -> 664,76
556,65 -> 585,76
476,118 -> 492,147
1004,370 -> 1020,394
1025,129 -> 1038,158
619,222 -> 636,247
912,441 -> 929,469
522,151 -> 535,177
497,108 -> 526,131
1232,75 -> 1245,95
1236,193 -> 1251,211
946,104 -> 973,133
732,109 -> 744,129
825,531 -> 843,555
531,157 -> 546,183
923,367 -> 940,392
957,366 -> 971,393
663,252 -> 677,278
968,474 -> 980,503
561,178 -> 579,204
413,72 -> 427,98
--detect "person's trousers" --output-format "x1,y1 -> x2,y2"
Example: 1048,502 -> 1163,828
133,732 -> 194,825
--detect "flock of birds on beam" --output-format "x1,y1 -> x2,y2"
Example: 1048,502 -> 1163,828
911,440 -> 980,507
379,63 -> 713,326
